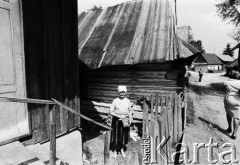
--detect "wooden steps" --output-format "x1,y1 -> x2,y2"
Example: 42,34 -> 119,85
0,130 -> 83,165
0,141 -> 43,165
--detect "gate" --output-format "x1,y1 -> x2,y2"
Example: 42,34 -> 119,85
142,91 -> 186,164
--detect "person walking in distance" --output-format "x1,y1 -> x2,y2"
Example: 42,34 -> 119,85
224,72 -> 240,139
198,68 -> 203,82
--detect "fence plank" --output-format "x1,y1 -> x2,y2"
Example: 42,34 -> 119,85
160,95 -> 166,164
183,88 -> 187,131
152,94 -> 159,163
161,109 -> 167,165
167,94 -> 173,164
164,99 -> 170,163
142,99 -> 146,136
178,94 -> 183,142
158,118 -> 163,165
149,95 -> 156,163
173,93 -> 178,144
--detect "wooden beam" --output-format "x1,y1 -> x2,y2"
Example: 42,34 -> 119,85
0,97 -> 54,105
52,99 -> 112,130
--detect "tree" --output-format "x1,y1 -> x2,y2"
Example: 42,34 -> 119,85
88,5 -> 102,11
188,32 -> 206,53
216,0 -> 240,42
229,28 -> 240,42
223,43 -> 234,56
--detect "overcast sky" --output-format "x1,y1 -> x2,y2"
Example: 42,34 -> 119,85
78,0 -> 238,56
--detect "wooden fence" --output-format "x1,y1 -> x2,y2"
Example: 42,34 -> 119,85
142,92 -> 185,164
79,90 -> 186,164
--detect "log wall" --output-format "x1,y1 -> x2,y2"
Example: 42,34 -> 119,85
80,62 -> 186,124
80,64 -> 184,104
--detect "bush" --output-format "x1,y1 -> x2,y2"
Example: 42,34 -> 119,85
83,145 -> 92,160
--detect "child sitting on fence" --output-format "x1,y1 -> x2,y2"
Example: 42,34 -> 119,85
109,85 -> 133,158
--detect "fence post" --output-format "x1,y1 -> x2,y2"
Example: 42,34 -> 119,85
104,131 -> 110,165
50,105 -> 56,165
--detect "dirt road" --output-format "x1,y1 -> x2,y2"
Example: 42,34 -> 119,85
183,72 -> 240,165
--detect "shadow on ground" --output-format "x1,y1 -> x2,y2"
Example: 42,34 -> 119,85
198,117 -> 230,137
188,83 -> 225,96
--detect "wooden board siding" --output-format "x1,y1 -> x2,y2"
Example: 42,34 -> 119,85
22,0 -> 79,143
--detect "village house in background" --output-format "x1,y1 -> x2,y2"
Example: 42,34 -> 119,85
216,54 -> 235,66
226,59 -> 238,76
190,53 -> 223,73
225,42 -> 240,76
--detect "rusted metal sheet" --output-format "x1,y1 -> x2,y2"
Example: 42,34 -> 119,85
78,10 -> 102,54
78,0 -> 188,69
101,1 -> 143,66
80,4 -> 124,69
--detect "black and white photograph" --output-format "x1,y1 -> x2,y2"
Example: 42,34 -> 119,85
0,0 -> 239,164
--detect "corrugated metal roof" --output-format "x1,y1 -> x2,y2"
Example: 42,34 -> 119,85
215,54 -> 235,62
226,59 -> 238,68
202,54 -> 222,65
78,0 -> 192,69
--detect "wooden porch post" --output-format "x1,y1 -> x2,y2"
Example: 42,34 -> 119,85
50,105 -> 56,165
104,131 -> 110,165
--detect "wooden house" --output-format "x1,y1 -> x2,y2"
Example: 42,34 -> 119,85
78,0 -> 195,153
78,0 -> 198,104
78,0 -> 200,163
0,0 -> 80,145
230,42 -> 240,71
191,53 -> 223,73
216,54 -> 234,65
226,59 -> 238,76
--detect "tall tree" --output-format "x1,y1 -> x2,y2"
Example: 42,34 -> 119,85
188,32 -> 206,53
216,0 -> 240,42
223,43 -> 234,57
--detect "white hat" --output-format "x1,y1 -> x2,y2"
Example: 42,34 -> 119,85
118,85 -> 127,93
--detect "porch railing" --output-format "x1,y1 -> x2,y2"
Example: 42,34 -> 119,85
0,97 -> 112,165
